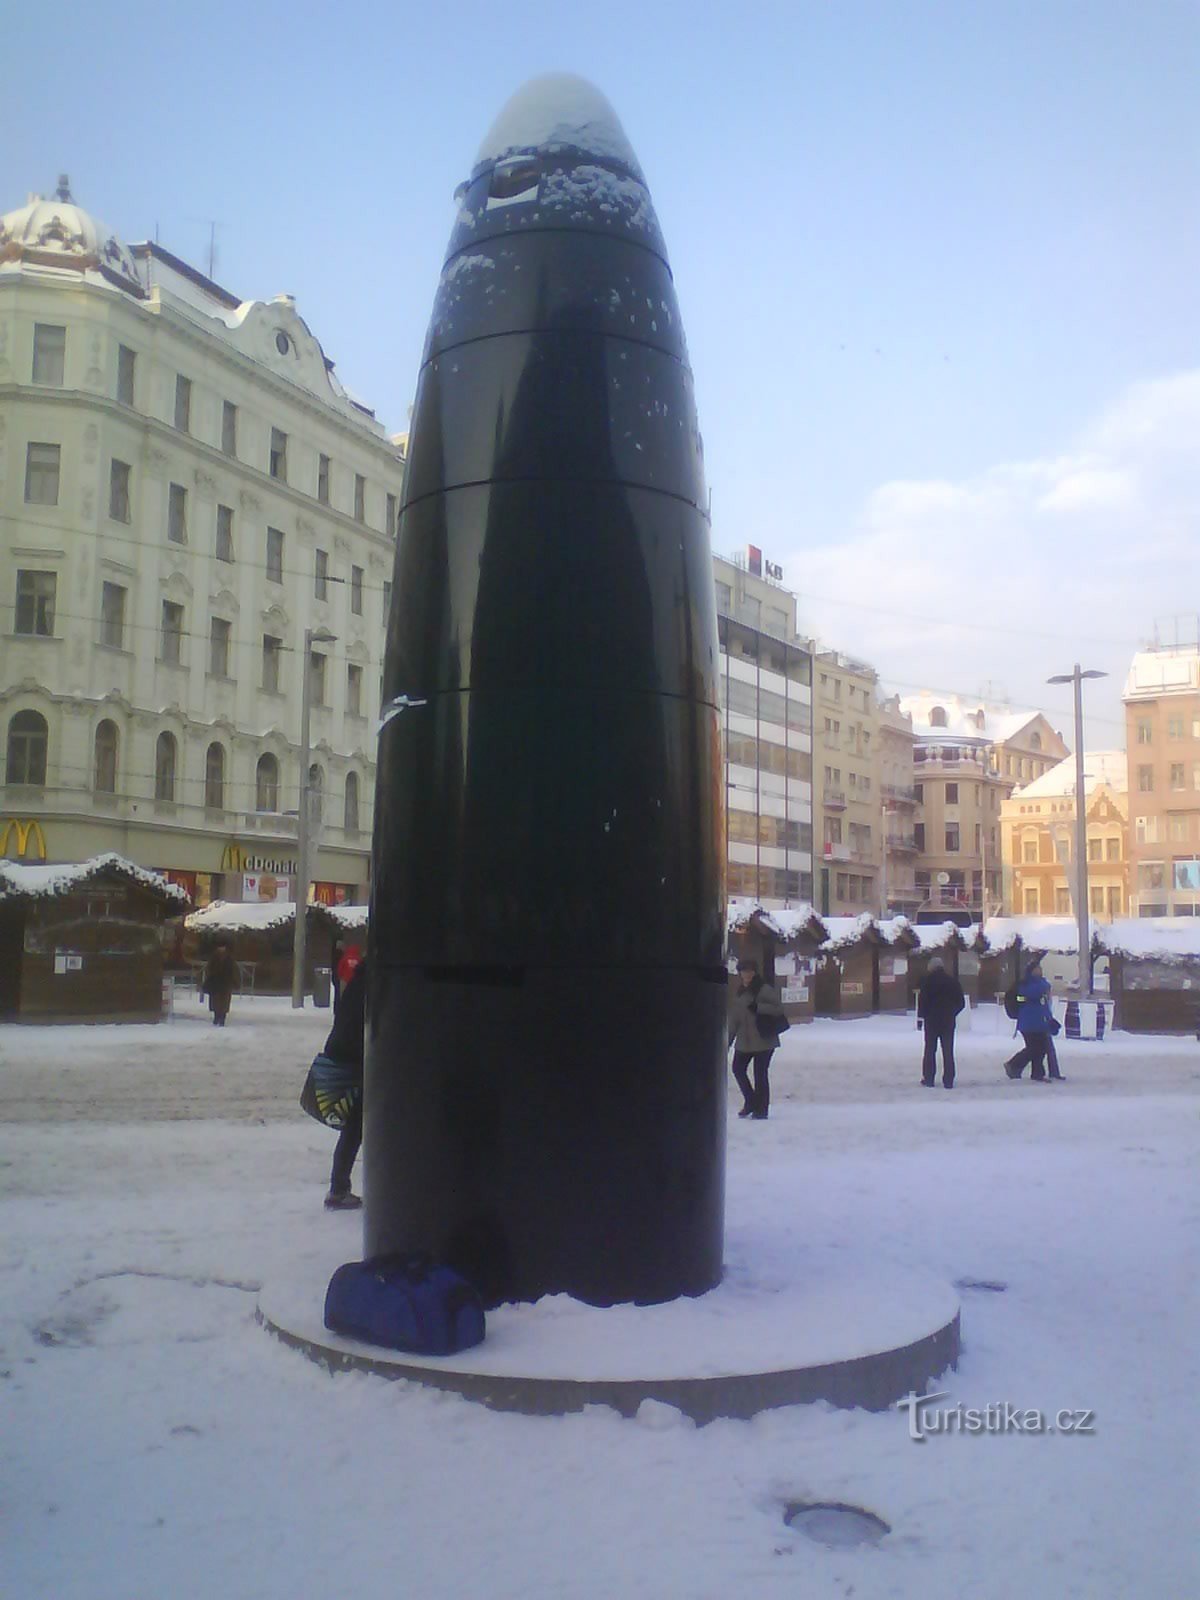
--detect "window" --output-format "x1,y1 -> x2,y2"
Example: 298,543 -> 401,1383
1024,887 -> 1039,913
1167,716 -> 1184,740
351,565 -> 364,615
117,344 -> 136,406
270,428 -> 287,481
221,401 -> 237,457
974,823 -> 982,852
266,527 -> 284,583
315,548 -> 329,601
1055,835 -> 1071,864
317,454 -> 331,504
1088,838 -> 1102,863
914,783 -> 923,802
347,663 -> 363,717
945,782 -> 958,804
1137,863 -> 1166,892
161,601 -> 184,665
344,772 -> 360,835
308,763 -> 324,826
174,375 -> 192,432
168,482 -> 188,544
100,582 -> 126,649
1023,837 -> 1038,863
354,474 -> 366,522
1106,837 -> 1120,861
1055,888 -> 1071,914
945,824 -> 960,852
93,720 -> 118,793
929,705 -> 947,727
1136,719 -> 1152,745
33,323 -> 66,386
204,743 -> 226,810
715,580 -> 732,615
209,617 -> 231,677
255,753 -> 280,812
15,570 -> 56,636
382,580 -> 392,618
1169,763 -> 1186,790
155,732 -> 177,802
109,459 -> 131,522
309,651 -> 327,707
914,822 -> 925,851
216,504 -> 234,562
262,635 -> 282,693
25,443 -> 61,505
1135,816 -> 1158,845
1168,815 -> 1189,842
1137,765 -> 1154,793
6,710 -> 48,786
1107,886 -> 1122,915
386,493 -> 399,537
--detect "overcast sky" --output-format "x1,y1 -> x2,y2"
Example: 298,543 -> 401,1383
5,0 -> 1196,742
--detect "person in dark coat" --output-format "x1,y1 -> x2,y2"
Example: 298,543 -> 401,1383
917,956 -> 966,1087
201,939 -> 237,1027
321,958 -> 367,1209
1004,959 -> 1058,1081
727,958 -> 786,1120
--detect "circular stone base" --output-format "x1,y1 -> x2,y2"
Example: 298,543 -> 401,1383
257,1244 -> 960,1424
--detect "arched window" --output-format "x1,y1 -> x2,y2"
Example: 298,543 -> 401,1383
256,753 -> 280,812
205,742 -> 226,810
343,771 -> 360,835
6,710 -> 48,786
929,706 -> 948,728
94,720 -> 119,793
155,732 -> 177,802
1030,731 -> 1042,751
308,762 -> 324,827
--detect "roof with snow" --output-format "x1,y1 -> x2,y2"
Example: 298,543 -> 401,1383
1094,919 -> 1200,962
185,900 -> 296,934
1012,751 -> 1127,800
979,917 -> 1079,954
311,903 -> 369,934
897,691 -> 1060,747
726,899 -> 826,943
0,852 -> 189,908
0,182 -> 143,297
1123,646 -> 1200,701
910,921 -> 973,951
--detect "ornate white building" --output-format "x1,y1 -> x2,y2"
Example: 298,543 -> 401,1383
0,179 -> 404,904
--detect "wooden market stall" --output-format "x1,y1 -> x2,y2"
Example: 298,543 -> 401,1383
1095,920 -> 1200,1035
726,900 -> 827,1023
813,915 -> 882,1019
873,917 -> 922,1013
183,900 -> 309,996
0,853 -> 190,1023
904,922 -> 969,1009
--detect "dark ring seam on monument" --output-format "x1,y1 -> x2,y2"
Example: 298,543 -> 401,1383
418,324 -> 691,374
398,476 -> 709,519
379,686 -> 722,714
443,225 -> 673,275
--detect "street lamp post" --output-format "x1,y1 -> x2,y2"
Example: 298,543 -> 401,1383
292,626 -> 338,1008
1046,664 -> 1108,997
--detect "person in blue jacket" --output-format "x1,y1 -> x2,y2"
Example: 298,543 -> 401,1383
1004,959 -> 1059,1081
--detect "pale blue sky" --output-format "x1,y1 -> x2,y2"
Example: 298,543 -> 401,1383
5,0 -> 1197,737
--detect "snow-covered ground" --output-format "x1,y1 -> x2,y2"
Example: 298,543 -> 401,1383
3,998 -> 1197,1599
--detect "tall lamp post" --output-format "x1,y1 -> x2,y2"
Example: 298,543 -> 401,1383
292,625 -> 338,1008
1046,664 -> 1108,997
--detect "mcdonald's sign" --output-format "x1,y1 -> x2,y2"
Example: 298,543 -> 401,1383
220,842 -> 248,873
220,841 -> 295,875
0,818 -> 48,860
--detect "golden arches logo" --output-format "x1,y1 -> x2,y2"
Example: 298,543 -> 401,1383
220,842 -> 247,873
0,818 -> 47,860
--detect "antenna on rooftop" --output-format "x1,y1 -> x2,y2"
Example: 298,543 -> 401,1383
55,173 -> 72,202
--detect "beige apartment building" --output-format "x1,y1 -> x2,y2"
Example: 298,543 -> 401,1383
1124,644 -> 1200,916
1001,752 -> 1128,918
898,692 -> 1069,922
815,650 -> 882,916
877,694 -> 919,917
0,182 -> 405,905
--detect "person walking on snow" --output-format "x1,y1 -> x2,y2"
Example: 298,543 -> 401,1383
321,958 -> 367,1209
728,958 -> 786,1120
917,956 -> 966,1088
201,939 -> 237,1028
1004,958 -> 1060,1081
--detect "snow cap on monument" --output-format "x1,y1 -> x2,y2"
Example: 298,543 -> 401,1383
474,72 -> 645,179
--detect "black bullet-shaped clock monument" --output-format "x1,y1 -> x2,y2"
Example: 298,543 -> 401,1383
366,75 -> 726,1307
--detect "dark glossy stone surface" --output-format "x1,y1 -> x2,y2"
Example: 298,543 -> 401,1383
366,79 -> 724,1307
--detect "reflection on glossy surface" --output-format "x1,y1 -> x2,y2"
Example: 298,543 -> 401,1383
367,79 -> 725,1307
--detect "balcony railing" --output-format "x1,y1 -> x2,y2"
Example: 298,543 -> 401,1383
882,783 -> 919,804
886,832 -> 918,852
823,787 -> 847,809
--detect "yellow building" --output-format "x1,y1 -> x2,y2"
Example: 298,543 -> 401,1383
1001,752 -> 1128,918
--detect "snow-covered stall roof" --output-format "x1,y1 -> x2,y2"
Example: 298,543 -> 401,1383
820,914 -> 878,952
907,921 -> 971,951
980,916 -> 1078,954
311,903 -> 369,934
185,900 -> 295,935
0,852 -> 189,908
874,916 -> 921,948
726,900 -> 826,943
1094,919 -> 1200,963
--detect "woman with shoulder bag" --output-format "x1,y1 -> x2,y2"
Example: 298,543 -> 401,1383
727,958 -> 788,1120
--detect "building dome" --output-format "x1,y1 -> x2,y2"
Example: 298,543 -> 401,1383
0,176 -> 142,296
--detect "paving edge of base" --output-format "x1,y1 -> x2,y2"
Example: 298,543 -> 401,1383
256,1302 -> 961,1423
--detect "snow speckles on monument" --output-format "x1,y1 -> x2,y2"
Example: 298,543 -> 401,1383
474,73 -> 645,179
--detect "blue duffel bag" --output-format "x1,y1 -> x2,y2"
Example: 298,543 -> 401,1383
324,1253 -> 486,1355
